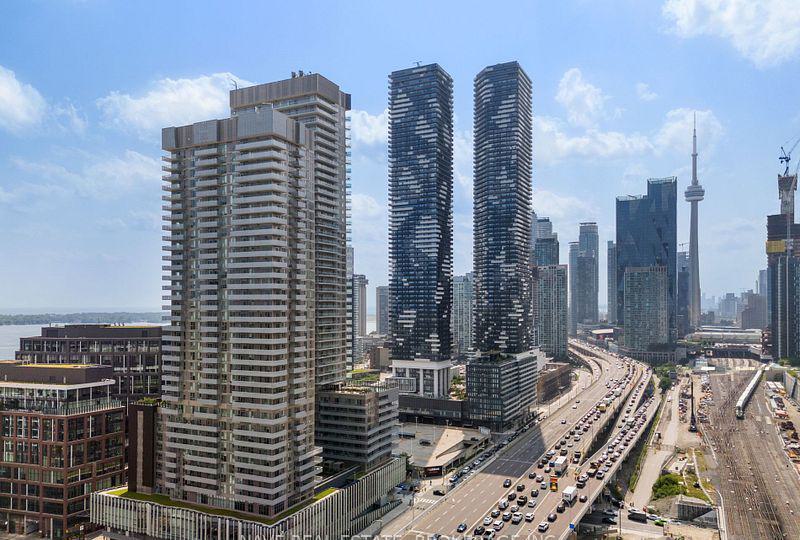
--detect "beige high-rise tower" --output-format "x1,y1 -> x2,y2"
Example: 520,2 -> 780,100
159,73 -> 350,519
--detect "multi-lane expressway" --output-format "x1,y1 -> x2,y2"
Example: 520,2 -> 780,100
506,358 -> 657,539
387,345 -> 650,540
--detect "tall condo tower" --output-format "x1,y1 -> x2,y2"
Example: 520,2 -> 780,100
468,61 -> 538,433
388,64 -> 453,397
473,61 -> 534,354
685,115 -> 705,330
161,105 -> 320,516
230,74 -> 351,387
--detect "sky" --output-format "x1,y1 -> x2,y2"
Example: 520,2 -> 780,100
0,0 -> 798,314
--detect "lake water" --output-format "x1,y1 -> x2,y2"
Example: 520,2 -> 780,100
0,324 -> 45,359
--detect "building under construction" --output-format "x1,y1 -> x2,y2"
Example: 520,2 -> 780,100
767,167 -> 800,362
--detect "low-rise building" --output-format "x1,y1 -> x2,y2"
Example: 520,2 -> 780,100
537,362 -> 572,403
315,381 -> 399,471
0,361 -> 126,538
466,350 -> 540,432
16,324 -> 161,402
368,347 -> 391,371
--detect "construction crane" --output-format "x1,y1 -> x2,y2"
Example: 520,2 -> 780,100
780,135 -> 800,176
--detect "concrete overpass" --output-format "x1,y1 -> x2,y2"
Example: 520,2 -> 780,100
381,344 -> 654,540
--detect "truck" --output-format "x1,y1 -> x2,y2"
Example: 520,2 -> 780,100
562,486 -> 578,506
628,509 -> 647,523
553,456 -> 568,476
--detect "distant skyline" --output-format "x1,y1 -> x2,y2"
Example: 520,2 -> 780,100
1,1 -> 798,314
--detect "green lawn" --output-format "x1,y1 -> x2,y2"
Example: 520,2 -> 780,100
105,487 -> 338,526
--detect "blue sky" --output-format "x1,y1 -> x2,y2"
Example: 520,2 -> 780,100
0,0 -> 798,313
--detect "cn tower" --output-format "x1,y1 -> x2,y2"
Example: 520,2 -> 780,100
685,114 -> 705,330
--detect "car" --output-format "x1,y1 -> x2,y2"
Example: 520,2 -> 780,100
431,535 -> 441,540
530,489 -> 538,497
536,474 -> 543,482
491,510 -> 500,518
433,489 -> 445,496
547,513 -> 557,522
510,505 -> 519,513
503,479 -> 512,488
502,512 -> 511,522
474,526 -> 486,535
572,405 -> 578,409
540,481 -> 547,490
544,466 -> 551,473
561,419 -> 567,424
536,462 -> 544,469
483,531 -> 495,539
498,500 -> 508,510
602,517 -> 617,525
518,495 -> 528,505
483,517 -> 493,526
527,500 -> 536,508
556,501 -> 566,513
528,472 -> 536,479
595,471 -> 605,479
579,494 -> 588,503
537,522 -> 549,532
647,513 -> 659,521
511,513 -> 522,524
516,484 -> 525,492
654,519 -> 666,526
507,492 -> 516,501
525,512 -> 534,522
457,523 -> 467,533
493,521 -> 504,531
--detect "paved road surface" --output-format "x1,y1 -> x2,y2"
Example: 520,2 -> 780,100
388,347 -> 653,540
381,353 -> 622,538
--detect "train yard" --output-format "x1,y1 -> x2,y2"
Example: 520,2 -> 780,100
703,370 -> 800,540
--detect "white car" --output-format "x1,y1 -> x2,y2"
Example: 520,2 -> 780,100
525,512 -> 534,522
511,513 -> 523,524
493,521 -> 504,531
483,517 -> 493,526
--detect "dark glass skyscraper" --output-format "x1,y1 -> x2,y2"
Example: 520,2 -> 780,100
473,61 -> 533,354
574,222 -> 599,325
607,241 -> 617,323
616,177 -> 678,342
388,64 -> 453,396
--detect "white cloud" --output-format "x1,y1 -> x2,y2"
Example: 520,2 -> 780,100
535,116 -> 653,165
52,102 -> 88,134
350,108 -> 388,146
635,82 -> 658,101
655,108 -> 723,154
663,0 -> 800,67
454,129 -> 474,194
533,188 -> 596,222
534,106 -> 722,165
97,72 -> 252,137
555,68 -> 610,128
12,150 -> 161,199
352,193 -> 383,218
0,66 -> 47,133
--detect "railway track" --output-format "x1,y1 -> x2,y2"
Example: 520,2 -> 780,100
705,372 -> 792,539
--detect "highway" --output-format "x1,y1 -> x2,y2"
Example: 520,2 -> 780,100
466,350 -> 652,540
387,344 -> 649,540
